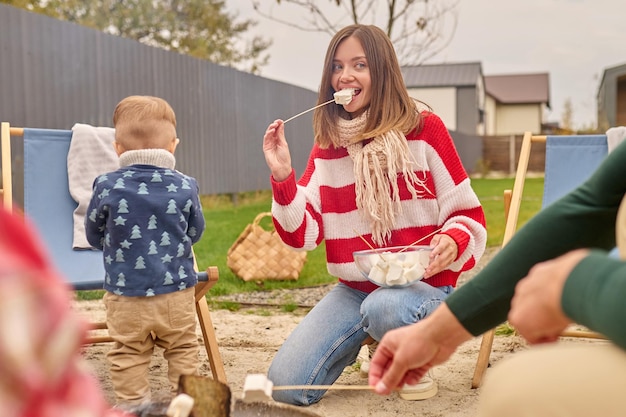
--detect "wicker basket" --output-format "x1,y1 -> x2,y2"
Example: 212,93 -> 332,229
227,212 -> 307,281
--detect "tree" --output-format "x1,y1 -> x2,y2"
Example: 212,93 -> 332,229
1,0 -> 271,73
252,0 -> 459,65
561,98 -> 574,133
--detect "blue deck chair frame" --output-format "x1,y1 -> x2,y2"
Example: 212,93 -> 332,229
0,122 -> 227,383
471,132 -> 610,389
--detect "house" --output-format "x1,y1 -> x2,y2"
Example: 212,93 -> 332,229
401,62 -> 485,136
597,62 -> 626,131
484,73 -> 550,135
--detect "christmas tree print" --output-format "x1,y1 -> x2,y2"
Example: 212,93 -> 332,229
166,199 -> 178,214
118,199 -> 129,213
134,256 -> 146,269
113,178 -> 125,189
151,171 -> 163,182
160,231 -> 171,246
146,289 -> 155,297
137,182 -> 149,195
148,241 -> 158,254
105,272 -> 111,285
188,227 -> 197,238
115,249 -> 125,262
176,243 -> 185,257
183,199 -> 192,212
97,174 -> 108,183
130,225 -> 142,239
181,178 -> 191,189
147,215 -> 157,230
163,169 -> 174,176
88,208 -> 98,222
178,266 -> 188,279
116,273 -> 126,287
163,272 -> 174,285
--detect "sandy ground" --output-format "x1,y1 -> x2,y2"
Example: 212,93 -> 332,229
76,297 -> 530,417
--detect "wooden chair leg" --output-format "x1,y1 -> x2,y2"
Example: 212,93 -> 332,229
471,328 -> 495,389
471,188 -> 513,388
195,266 -> 227,384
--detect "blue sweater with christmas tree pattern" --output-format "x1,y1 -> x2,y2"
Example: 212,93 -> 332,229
85,149 -> 205,297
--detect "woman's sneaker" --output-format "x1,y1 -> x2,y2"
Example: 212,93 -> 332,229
358,341 -> 378,378
399,373 -> 438,400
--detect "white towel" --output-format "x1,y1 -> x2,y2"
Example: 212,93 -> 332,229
67,123 -> 118,249
606,126 -> 626,153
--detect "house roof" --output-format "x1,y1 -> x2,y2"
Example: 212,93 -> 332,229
485,73 -> 550,108
401,62 -> 483,88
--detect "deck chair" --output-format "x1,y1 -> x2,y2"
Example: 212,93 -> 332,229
0,122 -> 227,383
471,131 -> 610,389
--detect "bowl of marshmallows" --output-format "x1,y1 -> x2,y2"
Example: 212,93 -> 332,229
353,245 -> 432,288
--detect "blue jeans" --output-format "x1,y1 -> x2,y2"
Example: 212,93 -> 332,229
267,281 -> 453,405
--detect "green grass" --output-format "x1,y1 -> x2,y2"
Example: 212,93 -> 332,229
471,177 -> 544,246
77,178 -> 545,300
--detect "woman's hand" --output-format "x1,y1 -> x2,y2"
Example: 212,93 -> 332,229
423,234 -> 458,278
263,119 -> 292,182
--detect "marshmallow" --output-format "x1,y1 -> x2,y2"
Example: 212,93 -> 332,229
366,249 -> 430,287
166,393 -> 195,417
333,88 -> 356,105
242,373 -> 274,403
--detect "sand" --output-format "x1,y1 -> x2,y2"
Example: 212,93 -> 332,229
76,298 -> 529,417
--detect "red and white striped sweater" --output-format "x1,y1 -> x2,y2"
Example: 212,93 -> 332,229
270,112 -> 486,293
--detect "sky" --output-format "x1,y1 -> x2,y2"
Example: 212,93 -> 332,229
228,0 -> 626,130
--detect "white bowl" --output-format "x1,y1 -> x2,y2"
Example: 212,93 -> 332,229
353,245 -> 432,288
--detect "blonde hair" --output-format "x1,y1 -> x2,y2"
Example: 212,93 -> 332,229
113,95 -> 177,150
313,24 -> 424,149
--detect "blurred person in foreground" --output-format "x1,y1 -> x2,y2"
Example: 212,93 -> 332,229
0,207 -> 128,417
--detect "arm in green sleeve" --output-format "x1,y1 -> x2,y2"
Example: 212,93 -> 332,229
446,142 -> 626,336
563,251 -> 626,349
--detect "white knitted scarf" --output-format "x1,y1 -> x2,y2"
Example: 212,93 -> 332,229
335,112 -> 426,245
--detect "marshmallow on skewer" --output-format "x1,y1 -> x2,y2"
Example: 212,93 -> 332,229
166,393 -> 195,417
333,88 -> 356,105
242,373 -> 274,403
284,88 -> 356,124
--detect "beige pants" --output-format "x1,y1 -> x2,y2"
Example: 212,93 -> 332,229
103,287 -> 199,404
478,342 -> 626,417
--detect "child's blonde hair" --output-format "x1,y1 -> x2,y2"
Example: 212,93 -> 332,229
113,95 -> 177,151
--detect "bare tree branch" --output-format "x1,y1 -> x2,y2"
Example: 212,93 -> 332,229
253,0 -> 458,66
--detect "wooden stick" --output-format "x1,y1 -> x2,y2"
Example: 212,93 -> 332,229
399,228 -> 442,252
272,384 -> 374,391
353,229 -> 375,250
283,98 -> 334,124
